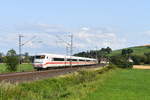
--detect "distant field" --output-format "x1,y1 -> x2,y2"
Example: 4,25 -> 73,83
0,63 -> 34,73
133,65 -> 150,69
109,46 -> 150,56
83,69 -> 150,100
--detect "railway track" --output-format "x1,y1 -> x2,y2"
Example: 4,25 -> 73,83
0,64 -> 106,83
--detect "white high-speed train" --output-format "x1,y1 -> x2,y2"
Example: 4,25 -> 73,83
33,53 -> 98,70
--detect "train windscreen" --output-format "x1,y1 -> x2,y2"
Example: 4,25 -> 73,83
35,55 -> 45,59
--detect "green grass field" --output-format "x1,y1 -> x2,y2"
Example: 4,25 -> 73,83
1,66 -> 150,100
83,69 -> 150,100
109,46 -> 150,56
0,63 -> 34,73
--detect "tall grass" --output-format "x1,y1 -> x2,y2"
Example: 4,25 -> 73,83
0,65 -> 115,100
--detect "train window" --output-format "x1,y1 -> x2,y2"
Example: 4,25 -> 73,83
67,59 -> 71,61
86,60 -> 91,62
35,55 -> 45,59
79,59 -> 85,61
53,58 -> 64,61
72,59 -> 77,61
67,59 -> 77,61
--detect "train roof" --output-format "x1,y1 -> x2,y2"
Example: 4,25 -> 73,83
35,53 -> 97,60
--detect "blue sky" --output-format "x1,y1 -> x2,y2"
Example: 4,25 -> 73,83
0,0 -> 150,55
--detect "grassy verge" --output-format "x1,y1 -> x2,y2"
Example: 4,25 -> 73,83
82,69 -> 150,100
0,65 -> 114,100
0,63 -> 33,73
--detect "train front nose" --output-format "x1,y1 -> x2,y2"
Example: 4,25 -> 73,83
33,61 -> 44,68
33,64 -> 43,67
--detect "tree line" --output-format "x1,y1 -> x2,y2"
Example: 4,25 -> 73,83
74,47 -> 112,63
75,47 -> 150,68
111,48 -> 150,68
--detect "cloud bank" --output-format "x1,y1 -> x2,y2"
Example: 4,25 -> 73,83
0,23 -> 127,54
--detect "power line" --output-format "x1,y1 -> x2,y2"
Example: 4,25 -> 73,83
18,34 -> 41,64
55,34 -> 73,68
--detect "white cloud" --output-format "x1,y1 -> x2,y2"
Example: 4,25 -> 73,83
81,27 -> 90,31
0,24 -> 127,54
73,27 -> 127,50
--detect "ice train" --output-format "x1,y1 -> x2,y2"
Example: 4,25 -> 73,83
33,53 -> 98,70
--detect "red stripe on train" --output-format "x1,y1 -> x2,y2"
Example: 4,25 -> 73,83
44,61 -> 95,65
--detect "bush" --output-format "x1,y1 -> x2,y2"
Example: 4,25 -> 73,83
4,49 -> 19,71
131,55 -> 147,65
144,53 -> 150,64
110,55 -> 133,68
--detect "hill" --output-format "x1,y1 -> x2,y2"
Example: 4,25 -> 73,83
109,46 -> 150,56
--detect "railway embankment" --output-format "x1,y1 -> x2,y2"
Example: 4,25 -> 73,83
0,64 -> 115,100
0,64 -> 105,83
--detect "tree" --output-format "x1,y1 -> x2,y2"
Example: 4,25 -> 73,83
7,49 -> 16,56
122,49 -> 133,56
4,49 -> 19,71
131,55 -> 146,65
105,47 -> 112,54
127,49 -> 133,54
74,47 -> 113,63
23,52 -> 31,63
122,49 -> 128,55
0,52 -> 4,63
144,53 -> 150,64
110,55 -> 133,68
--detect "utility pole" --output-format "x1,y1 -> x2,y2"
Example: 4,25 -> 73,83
19,34 -> 24,64
70,34 -> 73,68
95,46 -> 98,59
18,35 -> 39,64
55,34 -> 74,68
65,46 -> 69,67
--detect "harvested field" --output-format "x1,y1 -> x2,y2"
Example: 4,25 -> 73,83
133,65 -> 150,69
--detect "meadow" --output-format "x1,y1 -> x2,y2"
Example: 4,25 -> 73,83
83,69 -> 150,100
0,63 -> 33,73
109,46 -> 150,56
0,65 -> 150,100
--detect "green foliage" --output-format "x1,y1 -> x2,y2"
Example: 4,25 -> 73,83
131,55 -> 147,65
144,52 -> 150,64
22,52 -> 31,63
74,47 -> 112,58
0,52 -> 4,63
110,55 -> 133,68
121,48 -> 133,56
6,49 -> 16,56
74,47 -> 112,63
4,49 -> 19,72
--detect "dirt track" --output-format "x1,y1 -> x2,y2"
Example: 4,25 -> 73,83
133,65 -> 150,69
